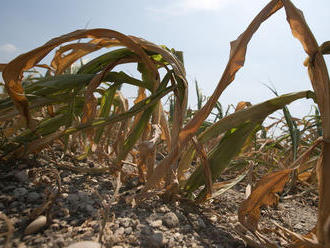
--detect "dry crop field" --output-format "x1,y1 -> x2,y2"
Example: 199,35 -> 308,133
0,0 -> 329,247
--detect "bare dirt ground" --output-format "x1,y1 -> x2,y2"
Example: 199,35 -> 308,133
0,148 -> 318,248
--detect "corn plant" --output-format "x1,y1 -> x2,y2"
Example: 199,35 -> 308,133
1,0 -> 330,246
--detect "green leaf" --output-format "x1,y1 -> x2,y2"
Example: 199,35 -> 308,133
184,121 -> 260,193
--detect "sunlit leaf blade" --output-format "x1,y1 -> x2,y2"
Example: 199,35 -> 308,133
196,169 -> 249,202
51,38 -> 119,74
78,48 -> 139,74
178,0 -> 283,144
177,91 -> 314,180
115,107 -> 153,165
0,72 -> 146,122
195,80 -> 203,110
94,85 -> 117,144
199,91 -> 313,144
264,84 -> 300,161
64,85 -> 175,136
184,121 -> 260,194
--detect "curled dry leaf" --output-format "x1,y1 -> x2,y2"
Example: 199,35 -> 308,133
282,1 -> 330,244
2,28 -> 158,129
238,169 -> 292,231
51,38 -> 119,74
178,0 -> 283,144
274,223 -> 323,248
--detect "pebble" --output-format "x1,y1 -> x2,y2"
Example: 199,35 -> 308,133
197,217 -> 206,229
115,227 -> 125,236
148,232 -> 165,247
62,193 -> 69,198
174,232 -> 183,241
125,227 -> 133,234
141,226 -> 152,235
210,215 -> 218,222
27,192 -> 40,202
78,191 -> 94,204
120,217 -> 131,227
15,170 -> 29,182
66,241 -> 101,248
10,201 -> 19,208
14,187 -> 28,198
67,194 -> 79,203
85,204 -> 95,214
158,205 -> 170,213
24,215 -> 47,235
150,219 -> 163,228
54,237 -> 65,247
162,212 -> 179,228
50,223 -> 60,230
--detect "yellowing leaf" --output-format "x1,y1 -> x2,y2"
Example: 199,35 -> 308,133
238,169 -> 292,231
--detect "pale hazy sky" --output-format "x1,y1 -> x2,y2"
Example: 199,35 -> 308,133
0,0 -> 329,118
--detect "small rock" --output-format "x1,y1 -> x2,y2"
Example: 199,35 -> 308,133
54,237 -> 65,247
197,217 -> 206,229
120,217 -> 131,227
158,205 -> 170,213
62,193 -> 69,198
148,232 -> 165,247
62,177 -> 71,183
182,224 -> 192,232
141,226 -> 152,235
27,192 -> 40,202
228,216 -> 237,223
9,201 -> 19,208
162,212 -> 179,228
67,194 -> 79,203
24,215 -> 47,235
115,227 -> 125,236
85,204 -> 95,214
150,219 -> 163,228
174,232 -> 183,241
50,223 -> 60,230
14,187 -> 28,198
66,241 -> 101,248
168,237 -> 175,247
125,227 -> 133,234
15,171 -> 28,182
174,211 -> 186,221
78,191 -> 93,203
3,185 -> 15,192
210,215 -> 218,222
